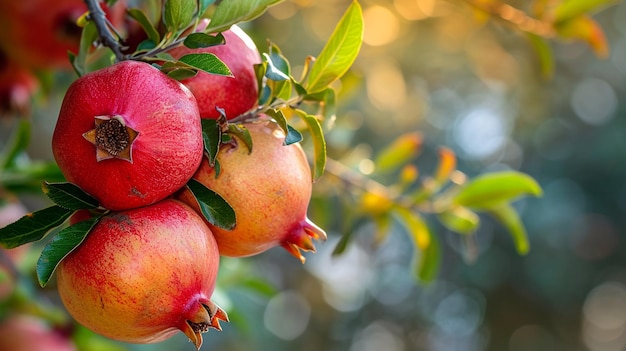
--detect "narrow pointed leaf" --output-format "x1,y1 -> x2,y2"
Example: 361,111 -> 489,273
163,0 -> 197,33
71,20 -> 98,77
227,124 -> 253,153
205,0 -> 283,33
454,171 -> 542,210
42,182 -> 99,210
415,229 -> 440,283
526,34 -> 554,79
201,119 -> 221,166
393,207 -> 430,250
184,32 -> 225,49
306,1 -> 363,93
127,8 -> 161,44
437,206 -> 479,235
263,52 -> 290,81
295,110 -> 326,181
179,53 -> 233,76
0,206 -> 74,249
265,109 -> 303,145
554,0 -> 619,23
36,216 -> 100,287
374,132 -> 422,174
488,204 -> 530,255
186,179 -> 236,230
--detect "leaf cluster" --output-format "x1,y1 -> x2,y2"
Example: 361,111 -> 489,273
323,135 -> 543,283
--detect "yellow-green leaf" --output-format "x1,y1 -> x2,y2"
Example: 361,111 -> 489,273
454,171 -> 542,210
554,0 -> 619,23
374,132 -> 422,174
306,1 -> 363,94
437,206 -> 480,235
294,110 -> 326,181
488,204 -> 530,255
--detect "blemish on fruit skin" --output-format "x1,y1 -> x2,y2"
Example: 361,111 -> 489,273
129,187 -> 146,198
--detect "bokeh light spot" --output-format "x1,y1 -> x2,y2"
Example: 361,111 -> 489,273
363,5 -> 400,46
570,78 -> 617,126
263,290 -> 311,340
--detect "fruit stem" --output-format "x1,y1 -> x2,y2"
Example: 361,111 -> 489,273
83,0 -> 126,61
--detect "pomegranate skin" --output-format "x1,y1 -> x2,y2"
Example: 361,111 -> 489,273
56,199 -> 226,348
51,60 -> 203,211
169,24 -> 261,119
0,0 -> 125,70
178,117 -> 326,262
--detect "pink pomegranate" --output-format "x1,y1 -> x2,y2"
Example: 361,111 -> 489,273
178,117 -> 326,263
56,199 -> 227,349
51,60 -> 203,211
169,23 -> 261,119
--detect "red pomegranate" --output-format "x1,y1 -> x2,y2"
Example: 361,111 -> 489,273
178,117 -> 326,263
56,199 -> 227,349
0,0 -> 126,70
169,22 -> 261,119
51,60 -> 203,211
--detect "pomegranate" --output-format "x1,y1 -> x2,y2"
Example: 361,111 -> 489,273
56,199 -> 227,349
0,314 -> 76,351
0,49 -> 39,116
177,117 -> 326,263
169,23 -> 261,119
0,0 -> 126,70
51,60 -> 203,211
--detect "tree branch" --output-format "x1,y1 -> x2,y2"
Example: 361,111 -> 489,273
84,0 -> 126,61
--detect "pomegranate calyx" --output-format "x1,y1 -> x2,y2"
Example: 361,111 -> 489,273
281,218 -> 328,264
82,115 -> 138,163
182,300 -> 229,350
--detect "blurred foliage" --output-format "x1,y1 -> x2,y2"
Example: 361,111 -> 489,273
1,0 -> 626,350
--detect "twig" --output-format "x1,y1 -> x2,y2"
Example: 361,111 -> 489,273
84,0 -> 126,61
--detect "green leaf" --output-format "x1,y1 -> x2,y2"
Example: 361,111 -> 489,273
437,206 -> 479,235
554,0 -> 619,23
394,207 -> 431,250
415,229 -> 440,283
163,0 -> 197,33
71,20 -> 98,77
263,52 -> 290,81
227,123 -> 253,153
199,0 -> 216,15
205,0 -> 283,33
374,132 -> 422,174
127,8 -> 161,44
184,32 -> 225,49
186,179 -> 236,230
201,119 -> 221,166
36,216 -> 100,287
0,119 -> 30,171
178,53 -> 233,76
393,207 -> 439,282
166,68 -> 198,80
265,109 -> 303,145
488,204 -> 530,255
526,34 -> 554,79
306,1 -> 363,94
42,182 -> 99,210
0,206 -> 74,249
295,110 -> 326,181
454,171 -> 543,210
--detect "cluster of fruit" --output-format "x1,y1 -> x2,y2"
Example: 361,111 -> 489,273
46,17 -> 327,350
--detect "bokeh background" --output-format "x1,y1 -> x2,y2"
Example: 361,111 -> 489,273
3,0 -> 626,350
